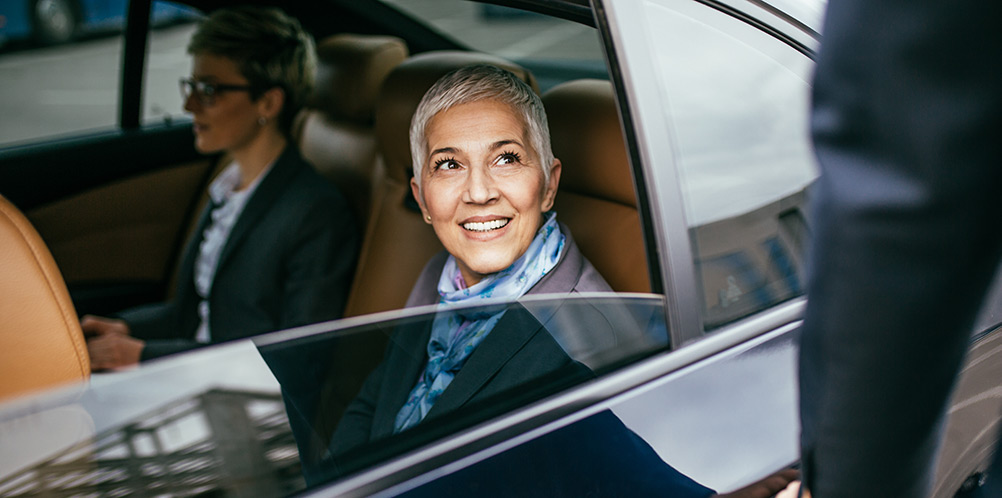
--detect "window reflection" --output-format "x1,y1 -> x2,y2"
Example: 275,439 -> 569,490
639,0 -> 817,329
0,390 -> 301,496
259,294 -> 669,484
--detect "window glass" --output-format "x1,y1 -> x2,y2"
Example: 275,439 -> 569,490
265,294 -> 668,483
0,0 -> 201,147
142,1 -> 201,126
641,0 -> 818,329
0,295 -> 668,494
379,0 -> 607,91
0,3 -> 127,147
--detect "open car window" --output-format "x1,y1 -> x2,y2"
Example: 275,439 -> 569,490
0,294 -> 669,495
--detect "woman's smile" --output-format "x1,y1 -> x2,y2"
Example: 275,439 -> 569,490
461,217 -> 510,233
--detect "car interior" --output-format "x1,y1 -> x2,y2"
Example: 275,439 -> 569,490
4,2 -> 1002,497
0,0 -> 651,417
0,4 -> 667,481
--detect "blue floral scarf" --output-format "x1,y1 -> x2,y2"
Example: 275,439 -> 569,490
394,212 -> 565,433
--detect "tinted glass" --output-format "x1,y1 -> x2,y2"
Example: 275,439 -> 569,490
0,295 -> 668,495
262,294 -> 667,484
641,0 -> 818,329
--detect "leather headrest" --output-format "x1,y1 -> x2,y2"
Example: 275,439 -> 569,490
310,34 -> 409,124
374,51 -> 539,184
544,79 -> 636,207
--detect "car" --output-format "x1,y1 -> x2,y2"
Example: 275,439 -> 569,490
0,0 -> 198,46
0,0 -> 1000,496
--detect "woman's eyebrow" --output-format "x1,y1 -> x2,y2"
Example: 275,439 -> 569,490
430,146 -> 458,156
490,139 -> 522,150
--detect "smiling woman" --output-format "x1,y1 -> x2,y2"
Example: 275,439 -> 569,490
328,63 -> 624,455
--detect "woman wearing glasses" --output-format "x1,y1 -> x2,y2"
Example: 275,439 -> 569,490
82,6 -> 358,369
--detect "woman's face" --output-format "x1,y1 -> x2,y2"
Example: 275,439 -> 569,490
184,53 -> 268,155
412,99 -> 561,287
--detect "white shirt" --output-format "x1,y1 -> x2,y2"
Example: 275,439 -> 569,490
193,161 -> 272,343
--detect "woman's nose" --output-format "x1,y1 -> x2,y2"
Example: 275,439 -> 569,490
463,165 -> 498,204
183,92 -> 200,113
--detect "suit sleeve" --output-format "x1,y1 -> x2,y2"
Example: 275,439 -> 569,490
116,301 -> 179,341
279,194 -> 359,329
117,301 -> 204,361
799,0 -> 1002,496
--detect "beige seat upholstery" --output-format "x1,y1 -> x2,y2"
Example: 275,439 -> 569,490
543,79 -> 650,293
293,34 -> 409,228
0,195 -> 89,401
343,51 -> 540,317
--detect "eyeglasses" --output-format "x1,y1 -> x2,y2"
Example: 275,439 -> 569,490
179,78 -> 254,106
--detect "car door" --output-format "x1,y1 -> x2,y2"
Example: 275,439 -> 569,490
309,0 -> 820,493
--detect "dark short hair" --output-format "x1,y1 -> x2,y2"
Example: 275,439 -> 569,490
187,6 -> 316,136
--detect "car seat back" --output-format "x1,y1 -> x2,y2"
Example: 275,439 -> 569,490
293,34 -> 408,229
0,195 -> 89,401
543,79 -> 650,292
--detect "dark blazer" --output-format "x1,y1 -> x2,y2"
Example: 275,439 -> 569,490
118,146 -> 358,360
799,0 -> 1002,496
328,230 -> 610,454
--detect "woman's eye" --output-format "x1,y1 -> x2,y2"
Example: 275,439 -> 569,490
496,151 -> 521,166
433,158 -> 460,170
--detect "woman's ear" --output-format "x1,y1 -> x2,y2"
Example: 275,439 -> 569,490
257,87 -> 285,121
541,158 -> 562,211
410,177 -> 431,224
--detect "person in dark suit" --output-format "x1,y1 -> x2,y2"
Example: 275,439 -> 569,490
787,0 -> 1002,496
81,6 -> 358,369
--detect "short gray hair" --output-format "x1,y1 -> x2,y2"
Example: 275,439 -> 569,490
409,64 -> 553,190
188,6 -> 316,137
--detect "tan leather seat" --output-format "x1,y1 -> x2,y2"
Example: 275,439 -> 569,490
293,34 -> 409,228
543,79 -> 650,293
343,51 -> 540,317
0,195 -> 89,401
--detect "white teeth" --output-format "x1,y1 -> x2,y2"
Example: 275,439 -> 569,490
463,219 -> 509,232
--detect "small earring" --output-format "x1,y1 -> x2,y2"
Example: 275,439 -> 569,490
425,215 -> 431,222
258,116 -> 267,126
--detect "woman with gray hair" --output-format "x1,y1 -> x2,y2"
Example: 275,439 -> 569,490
311,64 -> 793,497
81,6 -> 357,369
328,63 -> 612,451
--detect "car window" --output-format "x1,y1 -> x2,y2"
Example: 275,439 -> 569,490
0,0 -> 200,148
262,294 -> 668,484
142,1 -> 203,126
379,0 -> 607,91
0,295 -> 669,495
640,0 -> 818,330
0,3 -> 127,146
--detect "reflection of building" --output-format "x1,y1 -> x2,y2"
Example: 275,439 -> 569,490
0,389 -> 302,497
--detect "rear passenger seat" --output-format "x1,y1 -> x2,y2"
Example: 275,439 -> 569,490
342,51 -> 540,317
293,34 -> 408,230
